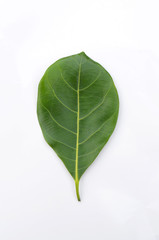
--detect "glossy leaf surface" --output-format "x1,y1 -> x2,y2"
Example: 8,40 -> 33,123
37,52 -> 119,200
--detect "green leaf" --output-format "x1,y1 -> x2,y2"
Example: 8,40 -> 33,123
37,52 -> 119,201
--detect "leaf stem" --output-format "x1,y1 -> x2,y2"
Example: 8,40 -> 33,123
75,180 -> 80,201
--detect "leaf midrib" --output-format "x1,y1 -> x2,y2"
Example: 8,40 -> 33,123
75,58 -> 81,201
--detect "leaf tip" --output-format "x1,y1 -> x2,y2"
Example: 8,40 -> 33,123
79,51 -> 86,56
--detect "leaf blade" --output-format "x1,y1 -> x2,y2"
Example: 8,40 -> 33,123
37,52 -> 119,200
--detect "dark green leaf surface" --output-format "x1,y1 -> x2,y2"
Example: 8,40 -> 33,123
37,52 -> 119,200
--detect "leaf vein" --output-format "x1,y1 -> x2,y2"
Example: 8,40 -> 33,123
79,71 -> 101,91
43,131 -> 76,150
78,143 -> 104,157
46,79 -> 77,114
71,164 -> 92,172
57,64 -> 77,92
79,85 -> 113,120
57,154 -> 75,162
79,109 -> 118,145
39,100 -> 77,135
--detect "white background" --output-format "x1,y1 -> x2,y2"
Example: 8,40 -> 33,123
0,0 -> 159,239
